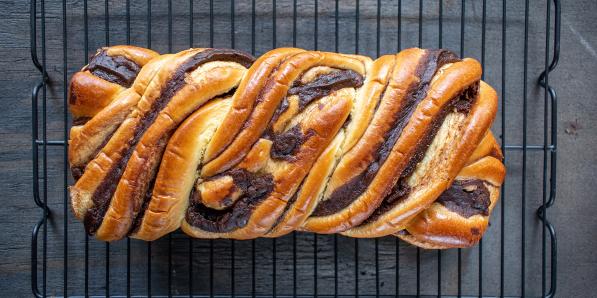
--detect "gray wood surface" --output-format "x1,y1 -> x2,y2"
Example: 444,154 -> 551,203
1,0 -> 596,297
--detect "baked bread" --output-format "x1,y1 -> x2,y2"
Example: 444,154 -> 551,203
69,46 -> 504,248
396,132 -> 505,248
69,47 -> 255,241
68,46 -> 161,179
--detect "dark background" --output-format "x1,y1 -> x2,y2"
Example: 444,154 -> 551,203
1,0 -> 596,297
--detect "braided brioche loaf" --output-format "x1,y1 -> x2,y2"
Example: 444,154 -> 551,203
69,45 -> 505,249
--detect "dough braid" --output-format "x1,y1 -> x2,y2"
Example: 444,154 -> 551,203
69,46 -> 504,248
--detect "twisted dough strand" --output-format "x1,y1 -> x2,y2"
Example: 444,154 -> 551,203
69,46 -> 504,249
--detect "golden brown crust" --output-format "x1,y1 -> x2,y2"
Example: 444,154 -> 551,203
96,49 -> 250,241
69,53 -> 175,222
184,64 -> 357,238
341,54 -> 393,153
182,50 -> 367,239
68,46 -> 160,119
105,45 -> 160,66
69,46 -> 504,248
68,53 -> 173,177
342,81 -> 496,238
70,112 -> 141,220
466,131 -> 503,165
397,151 -> 505,249
131,98 -> 232,241
69,47 -> 254,241
265,132 -> 345,237
68,88 -> 140,172
301,50 -> 424,233
69,71 -> 125,119
303,51 -> 482,235
201,49 -> 368,177
394,182 -> 499,249
202,48 -> 305,169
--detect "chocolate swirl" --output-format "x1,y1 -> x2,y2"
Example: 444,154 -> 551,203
69,46 -> 502,248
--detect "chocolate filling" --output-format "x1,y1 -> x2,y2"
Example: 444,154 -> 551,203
273,70 -> 364,123
129,177 -> 158,232
186,169 -> 274,233
126,134 -> 170,234
269,126 -> 316,161
254,70 -> 364,228
288,69 -> 364,110
310,49 -> 460,217
71,126 -> 121,181
126,85 -> 237,234
72,116 -> 92,126
71,165 -> 85,181
185,69 -> 360,233
85,49 -> 142,88
269,190 -> 300,232
83,49 -> 255,235
360,82 -> 479,225
267,70 -> 362,161
436,179 -> 490,218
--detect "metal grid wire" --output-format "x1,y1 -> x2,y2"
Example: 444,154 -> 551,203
30,0 -> 560,297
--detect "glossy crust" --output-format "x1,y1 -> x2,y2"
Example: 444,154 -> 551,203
68,54 -> 172,177
201,49 -> 368,176
96,49 -> 250,241
69,53 -> 171,220
341,81 -> 497,237
396,132 -> 505,249
69,47 -> 253,241
302,49 -> 427,233
97,52 -> 245,240
183,50 -> 367,239
69,46 -> 504,248
69,71 -> 125,120
183,91 -> 353,239
265,132 -> 345,237
202,48 -> 305,169
68,46 -> 159,119
131,98 -> 232,241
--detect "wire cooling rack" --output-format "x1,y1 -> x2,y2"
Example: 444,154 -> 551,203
30,0 -> 560,297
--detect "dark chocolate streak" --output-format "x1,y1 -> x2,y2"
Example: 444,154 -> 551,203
262,70 -> 364,227
71,126 -> 121,181
361,81 -> 479,224
273,70 -> 364,123
436,179 -> 490,218
288,69 -> 364,110
266,70 -> 363,154
83,49 -> 255,235
72,116 -> 91,126
270,126 -> 316,161
71,166 -> 84,181
310,49 -> 460,217
186,169 -> 274,233
187,69 -> 363,232
269,188 -> 301,232
126,135 -> 170,234
127,88 -> 241,234
85,49 -> 141,88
